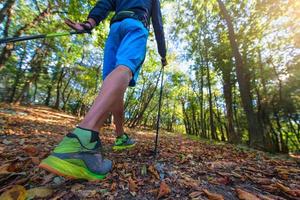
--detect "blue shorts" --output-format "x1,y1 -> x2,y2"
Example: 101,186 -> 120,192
103,18 -> 149,87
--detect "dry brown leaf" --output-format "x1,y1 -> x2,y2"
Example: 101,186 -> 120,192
189,191 -> 203,199
128,177 -> 138,193
251,177 -> 272,185
41,173 -> 55,185
148,165 -> 160,179
208,161 -> 236,169
157,181 -> 171,199
31,157 -> 40,165
0,185 -> 27,200
275,167 -> 289,180
258,194 -> 277,200
203,189 -> 224,200
26,187 -> 53,199
235,188 -> 259,200
261,184 -> 277,193
275,182 -> 300,197
179,177 -> 200,189
110,182 -> 117,192
0,146 -> 5,154
71,184 -> 85,193
0,160 -> 23,175
0,163 -> 11,175
23,146 -> 38,156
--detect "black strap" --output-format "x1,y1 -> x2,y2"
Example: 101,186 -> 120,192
110,9 -> 149,29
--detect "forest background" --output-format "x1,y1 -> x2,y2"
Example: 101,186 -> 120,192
0,0 -> 299,153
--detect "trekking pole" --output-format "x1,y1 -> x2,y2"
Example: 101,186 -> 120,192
154,65 -> 165,157
0,30 -> 90,44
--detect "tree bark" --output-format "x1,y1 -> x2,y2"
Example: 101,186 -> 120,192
222,66 -> 239,143
0,0 -> 15,23
0,4 -> 51,70
217,0 -> 265,150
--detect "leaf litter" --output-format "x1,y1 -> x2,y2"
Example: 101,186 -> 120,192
0,103 -> 300,199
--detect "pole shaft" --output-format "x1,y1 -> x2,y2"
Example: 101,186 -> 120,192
0,31 -> 88,44
154,66 -> 165,157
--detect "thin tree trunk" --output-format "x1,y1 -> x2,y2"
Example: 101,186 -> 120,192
217,0 -> 265,150
128,70 -> 162,128
54,68 -> 65,109
222,65 -> 239,143
206,57 -> 216,140
0,0 -> 15,23
0,4 -> 52,70
9,46 -> 27,102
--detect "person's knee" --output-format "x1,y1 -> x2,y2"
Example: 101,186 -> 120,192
115,65 -> 133,80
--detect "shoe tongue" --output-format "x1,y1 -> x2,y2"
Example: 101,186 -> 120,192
73,127 -> 99,145
122,134 -> 128,140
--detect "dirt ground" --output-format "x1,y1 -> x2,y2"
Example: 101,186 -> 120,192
0,104 -> 299,199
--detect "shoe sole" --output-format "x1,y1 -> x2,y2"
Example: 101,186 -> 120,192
39,155 -> 107,181
113,144 -> 135,151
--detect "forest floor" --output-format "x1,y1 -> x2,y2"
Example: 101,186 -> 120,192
0,104 -> 300,200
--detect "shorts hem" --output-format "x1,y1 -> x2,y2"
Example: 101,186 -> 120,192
115,62 -> 139,87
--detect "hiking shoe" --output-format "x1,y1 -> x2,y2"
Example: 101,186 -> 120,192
39,127 -> 112,180
113,133 -> 135,150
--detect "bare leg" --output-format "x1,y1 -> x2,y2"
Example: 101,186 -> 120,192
112,95 -> 125,137
78,65 -> 132,132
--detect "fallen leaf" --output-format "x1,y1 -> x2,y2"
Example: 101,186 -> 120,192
0,185 -> 27,200
157,181 -> 171,199
31,157 -> 40,165
41,173 -> 55,185
0,146 -> 5,154
189,191 -> 203,198
0,160 -> 23,175
211,177 -> 231,185
110,182 -> 117,191
258,194 -> 277,200
208,161 -> 236,169
3,139 -> 12,145
0,163 -> 11,175
179,175 -> 200,189
235,188 -> 259,200
71,184 -> 85,193
23,146 -> 38,156
128,177 -> 138,193
149,165 -> 160,179
78,190 -> 97,198
26,187 -> 53,199
251,177 -> 272,185
275,182 -> 300,197
203,189 -> 224,200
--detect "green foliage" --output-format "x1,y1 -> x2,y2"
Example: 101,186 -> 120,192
0,0 -> 299,153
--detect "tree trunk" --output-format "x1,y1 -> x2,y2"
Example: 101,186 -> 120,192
222,66 -> 239,143
54,68 -> 65,109
0,4 -> 51,70
9,46 -> 27,102
45,85 -> 52,106
0,0 -> 15,23
206,56 -> 217,140
128,70 -> 162,128
217,0 -> 265,150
